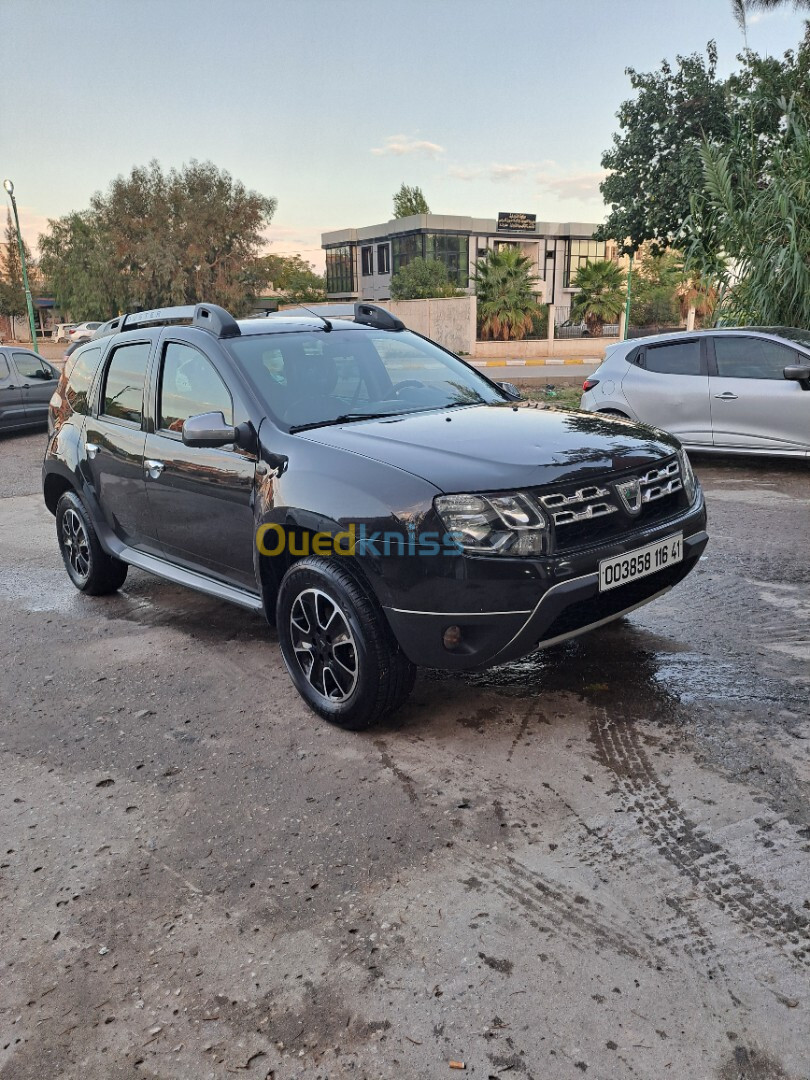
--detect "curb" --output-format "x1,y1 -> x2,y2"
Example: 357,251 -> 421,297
470,357 -> 598,368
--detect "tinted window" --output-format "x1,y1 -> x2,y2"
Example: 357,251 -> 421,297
226,328 -> 506,430
714,336 -> 796,380
13,352 -> 51,380
159,342 -> 233,433
0,355 -> 9,380
65,345 -> 103,414
645,340 -> 701,376
102,341 -> 151,424
361,246 -> 373,276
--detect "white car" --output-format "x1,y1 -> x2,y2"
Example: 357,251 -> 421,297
68,322 -> 103,342
52,323 -> 76,342
580,327 -> 810,458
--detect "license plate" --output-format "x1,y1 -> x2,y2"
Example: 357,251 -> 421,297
599,533 -> 683,593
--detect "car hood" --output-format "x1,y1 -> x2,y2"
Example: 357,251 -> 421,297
297,404 -> 679,492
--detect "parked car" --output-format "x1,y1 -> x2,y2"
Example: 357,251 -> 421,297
68,322 -> 103,343
580,327 -> 810,457
52,323 -> 77,342
557,318 -> 620,339
44,302 -> 707,728
0,347 -> 59,432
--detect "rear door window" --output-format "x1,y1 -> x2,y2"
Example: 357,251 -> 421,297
102,341 -> 151,425
643,340 -> 702,376
64,345 -> 104,414
713,336 -> 797,380
0,354 -> 9,380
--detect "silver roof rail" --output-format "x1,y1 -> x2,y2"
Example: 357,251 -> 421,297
91,303 -> 241,341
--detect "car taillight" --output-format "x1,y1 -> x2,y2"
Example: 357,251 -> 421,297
583,378 -> 599,392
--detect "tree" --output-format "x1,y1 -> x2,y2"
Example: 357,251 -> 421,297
473,247 -> 541,341
0,209 -> 33,322
687,100 -> 810,327
39,160 -> 277,319
628,248 -> 683,327
597,44 -> 730,253
392,184 -> 430,218
570,261 -> 626,336
732,0 -> 810,29
390,257 -> 458,300
259,254 -> 326,304
598,31 -> 810,253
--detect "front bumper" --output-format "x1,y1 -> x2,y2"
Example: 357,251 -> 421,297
383,500 -> 708,671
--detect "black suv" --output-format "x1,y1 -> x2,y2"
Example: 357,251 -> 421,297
44,303 -> 708,728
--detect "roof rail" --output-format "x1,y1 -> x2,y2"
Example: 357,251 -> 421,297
192,303 -> 241,338
91,303 -> 242,341
354,302 -> 405,331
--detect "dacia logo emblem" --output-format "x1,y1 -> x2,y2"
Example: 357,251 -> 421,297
616,477 -> 642,516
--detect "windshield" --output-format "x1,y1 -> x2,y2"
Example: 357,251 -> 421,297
224,327 -> 508,430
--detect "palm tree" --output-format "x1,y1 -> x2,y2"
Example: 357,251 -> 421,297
473,246 -> 541,341
569,260 -> 625,336
687,101 -> 810,327
732,0 -> 810,29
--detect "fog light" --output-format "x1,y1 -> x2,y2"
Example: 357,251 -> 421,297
443,625 -> 462,650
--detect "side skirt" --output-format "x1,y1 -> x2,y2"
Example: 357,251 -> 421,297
118,546 -> 264,613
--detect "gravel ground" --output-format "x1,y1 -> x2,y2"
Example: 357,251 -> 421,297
0,428 -> 808,1080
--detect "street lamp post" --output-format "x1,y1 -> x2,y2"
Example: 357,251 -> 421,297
3,179 -> 39,354
623,249 -> 634,342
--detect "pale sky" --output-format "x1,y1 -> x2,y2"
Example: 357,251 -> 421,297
2,0 -> 807,272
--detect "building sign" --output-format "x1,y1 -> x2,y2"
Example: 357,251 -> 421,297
497,212 -> 537,234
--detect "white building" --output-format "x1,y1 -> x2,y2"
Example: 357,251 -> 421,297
322,212 -> 615,308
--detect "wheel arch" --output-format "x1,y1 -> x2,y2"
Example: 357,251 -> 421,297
257,523 -> 378,625
43,472 -> 76,516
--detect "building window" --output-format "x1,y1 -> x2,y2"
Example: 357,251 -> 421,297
377,243 -> 390,275
425,233 -> 469,287
361,246 -> 373,277
325,244 -> 356,295
391,234 -> 423,275
565,239 -> 607,288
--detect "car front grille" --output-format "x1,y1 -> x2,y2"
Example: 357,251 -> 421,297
533,456 -> 687,553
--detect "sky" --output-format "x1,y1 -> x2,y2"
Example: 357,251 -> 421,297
2,0 -> 808,272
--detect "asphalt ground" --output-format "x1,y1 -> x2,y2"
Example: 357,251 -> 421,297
1,427 -> 808,1080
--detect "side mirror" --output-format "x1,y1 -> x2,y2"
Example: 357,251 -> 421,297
495,380 -> 522,401
182,411 -> 237,447
784,365 -> 810,389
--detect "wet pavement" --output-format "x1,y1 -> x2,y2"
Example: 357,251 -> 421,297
0,429 -> 808,1080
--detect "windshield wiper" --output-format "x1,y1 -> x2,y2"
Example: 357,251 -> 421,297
289,412 -> 400,434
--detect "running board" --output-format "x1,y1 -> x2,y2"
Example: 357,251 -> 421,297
119,546 -> 264,612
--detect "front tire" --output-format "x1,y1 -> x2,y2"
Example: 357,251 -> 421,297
276,556 -> 416,730
56,491 -> 128,595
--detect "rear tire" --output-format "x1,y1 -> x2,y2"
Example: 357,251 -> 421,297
597,408 -> 630,419
276,556 -> 416,730
56,491 -> 128,595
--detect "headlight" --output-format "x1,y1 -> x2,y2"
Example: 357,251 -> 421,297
435,492 -> 549,556
679,449 -> 697,504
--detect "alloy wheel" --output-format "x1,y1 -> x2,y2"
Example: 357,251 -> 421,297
289,588 -> 359,702
61,508 -> 90,580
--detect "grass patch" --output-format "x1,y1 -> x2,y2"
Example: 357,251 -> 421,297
512,383 -> 583,410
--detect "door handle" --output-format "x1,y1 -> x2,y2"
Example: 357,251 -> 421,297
713,392 -> 738,400
144,459 -> 164,480
85,442 -> 100,459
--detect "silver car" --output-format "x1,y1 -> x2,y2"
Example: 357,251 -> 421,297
580,328 -> 810,458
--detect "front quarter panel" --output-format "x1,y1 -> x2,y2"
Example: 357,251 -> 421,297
254,424 -> 441,608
